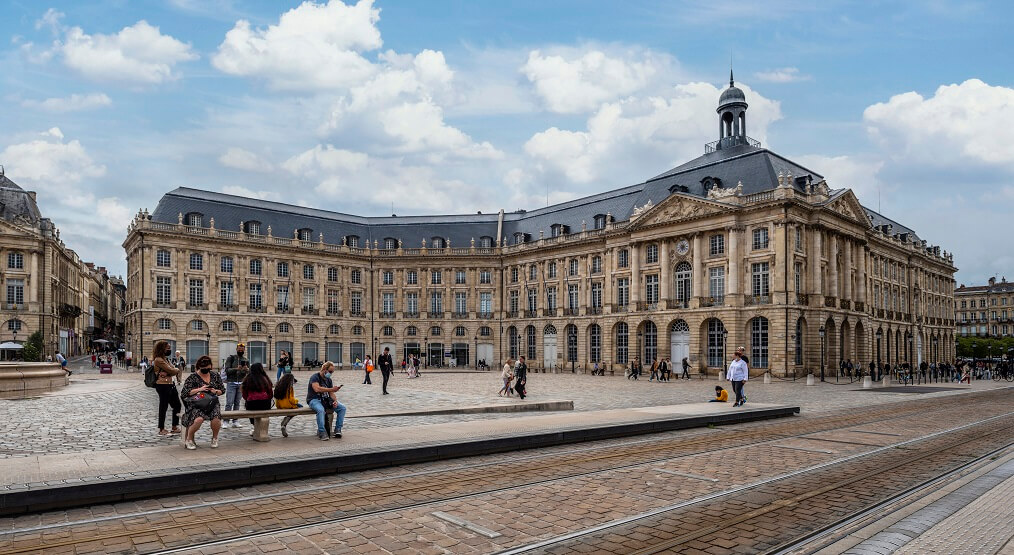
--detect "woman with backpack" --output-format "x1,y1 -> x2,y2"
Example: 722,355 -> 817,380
151,340 -> 182,437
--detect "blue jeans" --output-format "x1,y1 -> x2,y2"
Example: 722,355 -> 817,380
308,398 -> 347,434
225,382 -> 242,416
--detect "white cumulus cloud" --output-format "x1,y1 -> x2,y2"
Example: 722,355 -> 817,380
212,0 -> 382,90
21,93 -> 112,113
521,46 -> 677,113
218,147 -> 273,173
753,67 -> 811,83
53,20 -> 198,85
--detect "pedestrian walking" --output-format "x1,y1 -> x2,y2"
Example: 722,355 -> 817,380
681,357 -> 690,379
180,355 -> 224,450
362,355 -> 374,384
514,356 -> 528,399
649,357 -> 659,381
499,358 -> 514,396
152,340 -> 182,437
276,349 -> 291,381
660,357 -> 670,381
379,347 -> 394,395
728,347 -> 749,407
222,343 -> 249,428
628,356 -> 641,380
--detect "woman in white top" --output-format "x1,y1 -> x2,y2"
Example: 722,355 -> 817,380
499,358 -> 515,396
727,346 -> 749,407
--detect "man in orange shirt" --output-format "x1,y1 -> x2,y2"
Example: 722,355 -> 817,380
710,386 -> 729,402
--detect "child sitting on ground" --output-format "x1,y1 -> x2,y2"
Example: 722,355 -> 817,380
710,385 -> 728,402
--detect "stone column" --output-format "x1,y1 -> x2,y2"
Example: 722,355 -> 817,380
630,243 -> 640,304
857,247 -> 867,304
773,223 -> 787,301
728,227 -> 740,299
29,252 -> 39,303
692,234 -> 703,302
809,229 -> 822,298
659,239 -> 671,302
829,235 -> 839,299
603,248 -> 614,310
843,240 -> 853,302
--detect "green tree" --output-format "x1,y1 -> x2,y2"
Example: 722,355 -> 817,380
22,330 -> 43,362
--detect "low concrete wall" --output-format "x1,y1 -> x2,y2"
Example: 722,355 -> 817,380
0,362 -> 68,395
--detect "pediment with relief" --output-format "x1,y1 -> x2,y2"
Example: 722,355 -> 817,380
825,191 -> 871,227
628,194 -> 728,230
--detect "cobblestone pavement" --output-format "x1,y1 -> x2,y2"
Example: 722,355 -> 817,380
1,358 -> 1009,457
3,388 -> 1008,554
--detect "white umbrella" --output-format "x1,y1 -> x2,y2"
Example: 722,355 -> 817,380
0,342 -> 23,349
92,339 -> 112,344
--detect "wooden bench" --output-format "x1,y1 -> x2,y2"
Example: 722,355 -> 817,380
224,408 -> 318,442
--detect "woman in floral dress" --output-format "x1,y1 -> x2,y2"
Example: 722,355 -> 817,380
181,355 -> 225,449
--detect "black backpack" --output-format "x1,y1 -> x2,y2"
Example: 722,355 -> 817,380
144,364 -> 158,388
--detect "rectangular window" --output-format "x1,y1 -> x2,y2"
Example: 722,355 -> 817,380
327,267 -> 338,282
327,289 -> 340,314
591,257 -> 602,274
794,262 -> 802,294
220,281 -> 234,306
618,249 -> 629,268
480,292 -> 492,314
303,287 -> 316,311
406,270 -> 418,285
249,259 -> 262,275
547,286 -> 557,310
276,285 -> 290,309
548,262 -> 557,279
709,267 -> 725,300
751,262 -> 770,297
351,291 -> 363,314
710,234 -> 725,256
430,291 -> 443,313
249,283 -> 262,309
480,270 -> 491,284
646,244 -> 659,264
569,259 -> 578,276
795,227 -> 803,251
7,252 -> 24,269
156,250 -> 171,267
455,292 -> 467,313
5,279 -> 24,305
351,269 -> 362,284
220,256 -> 233,273
382,271 -> 394,285
189,253 -> 203,270
645,274 -> 659,303
455,270 -> 466,284
277,262 -> 289,278
617,278 -> 629,307
406,292 -> 419,314
303,264 -> 314,280
189,279 -> 204,306
527,289 -> 537,312
752,227 -> 769,250
156,276 -> 172,305
383,292 -> 394,313
431,270 -> 442,285
511,267 -> 519,283
569,283 -> 579,308
591,283 -> 603,308
509,290 -> 519,313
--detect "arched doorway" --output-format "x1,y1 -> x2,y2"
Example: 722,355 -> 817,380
543,324 -> 558,369
855,321 -> 866,364
670,320 -> 690,365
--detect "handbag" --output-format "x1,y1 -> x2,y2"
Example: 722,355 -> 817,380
189,391 -> 218,411
319,395 -> 335,411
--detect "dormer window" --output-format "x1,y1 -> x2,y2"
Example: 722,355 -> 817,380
346,235 -> 359,248
479,236 -> 493,248
700,177 -> 722,193
431,237 -> 445,249
513,232 -> 530,244
383,237 -> 397,250
550,224 -> 569,237
186,212 -> 203,227
593,214 -> 606,230
297,228 -> 312,241
244,221 -> 261,235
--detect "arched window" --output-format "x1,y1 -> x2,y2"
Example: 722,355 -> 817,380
352,325 -> 363,336
479,326 -> 492,337
751,317 -> 769,368
707,319 -> 726,367
382,325 -> 394,336
190,320 -> 205,332
328,324 -> 341,335
430,326 -> 442,336
643,321 -> 657,362
250,321 -> 264,333
304,323 -> 316,334
508,326 -> 519,359
675,261 -> 692,303
566,324 -> 578,362
615,322 -> 629,364
526,325 -> 537,360
589,324 -> 601,362
454,326 -> 466,337
157,318 -> 172,330
406,326 -> 418,336
431,237 -> 445,249
221,321 -> 236,332
278,322 -> 290,333
6,319 -> 22,332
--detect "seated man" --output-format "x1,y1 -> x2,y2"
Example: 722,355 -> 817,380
307,361 -> 346,440
710,386 -> 729,402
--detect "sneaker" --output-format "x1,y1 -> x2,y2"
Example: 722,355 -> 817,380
281,424 -> 288,438
185,440 -> 197,450
249,429 -> 255,437
210,438 -> 219,448
318,432 -> 329,441
333,431 -> 342,438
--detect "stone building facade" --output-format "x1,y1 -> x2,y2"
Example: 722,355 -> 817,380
955,276 -> 1014,337
0,170 -> 126,357
123,79 -> 956,374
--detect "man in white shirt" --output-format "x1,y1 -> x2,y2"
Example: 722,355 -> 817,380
727,347 -> 749,407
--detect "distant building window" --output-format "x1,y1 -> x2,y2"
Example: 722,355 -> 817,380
346,235 -> 359,248
456,270 -> 466,284
480,326 -> 492,337
249,259 -> 262,275
406,326 -> 417,336
406,270 -> 418,285
646,244 -> 659,264
569,259 -> 578,276
591,256 -> 602,274
511,267 -> 519,283
221,321 -> 235,332
382,325 -> 394,336
278,322 -> 290,333
593,214 -> 606,229
752,227 -> 769,250
430,326 -> 442,336
187,213 -> 203,227
7,319 -> 22,332
618,249 -> 629,268
351,269 -> 362,285
327,267 -> 338,282
277,262 -> 289,278
157,318 -> 172,330
328,324 -> 340,335
303,264 -> 314,280
710,234 -> 725,256
156,249 -> 171,267
7,252 -> 23,269
795,227 -> 803,251
298,228 -> 312,241
480,270 -> 492,284
548,262 -> 557,278
352,325 -> 363,336
384,238 -> 397,250
305,323 -> 317,334
245,221 -> 261,235
189,253 -> 203,270
431,270 -> 442,285
431,237 -> 445,249
191,320 -> 205,331
529,265 -> 537,281
382,271 -> 394,285
250,321 -> 264,333
220,256 -> 233,273
479,236 -> 493,248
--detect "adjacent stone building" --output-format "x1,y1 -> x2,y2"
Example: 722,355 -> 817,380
123,77 -> 956,374
955,276 -> 1014,337
0,169 -> 126,357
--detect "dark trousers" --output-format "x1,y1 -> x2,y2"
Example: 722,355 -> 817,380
681,366 -> 690,379
245,398 -> 271,424
156,383 -> 181,430
363,369 -> 372,384
731,380 -> 745,405
515,380 -> 526,399
381,369 -> 391,394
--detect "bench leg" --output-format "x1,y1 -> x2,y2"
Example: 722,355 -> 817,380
325,412 -> 334,436
252,417 -> 271,442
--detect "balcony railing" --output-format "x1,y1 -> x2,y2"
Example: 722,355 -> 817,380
403,311 -> 419,318
506,310 -> 519,318
700,296 -> 724,307
188,303 -> 208,310
349,310 -> 365,317
452,311 -> 468,319
428,311 -> 445,319
563,308 -> 579,316
524,310 -> 539,318
248,305 -> 266,313
379,312 -> 396,319
477,312 -> 494,319
636,301 -> 659,311
794,294 -> 809,306
326,308 -> 343,316
666,299 -> 689,309
824,297 -> 837,308
155,302 -> 174,309
611,304 -> 630,313
276,306 -> 293,314
542,308 -> 557,317
744,295 -> 771,306
587,306 -> 603,315
854,301 -> 865,312
840,299 -> 851,310
221,304 -> 238,312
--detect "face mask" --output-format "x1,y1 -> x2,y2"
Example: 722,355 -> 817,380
199,367 -> 210,374
324,372 -> 333,379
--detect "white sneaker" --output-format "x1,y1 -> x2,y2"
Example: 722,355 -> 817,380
185,440 -> 197,450
249,429 -> 255,437
210,438 -> 219,448
232,420 -> 243,428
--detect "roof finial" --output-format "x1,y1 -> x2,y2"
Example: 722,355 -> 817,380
729,67 -> 734,87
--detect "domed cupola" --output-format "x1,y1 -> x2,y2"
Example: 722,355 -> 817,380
714,69 -> 753,151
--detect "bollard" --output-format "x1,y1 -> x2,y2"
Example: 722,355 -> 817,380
806,373 -> 815,386
862,376 -> 873,388
882,376 -> 890,387
763,372 -> 771,384
718,370 -> 726,381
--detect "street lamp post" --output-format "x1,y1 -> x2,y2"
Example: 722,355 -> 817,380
876,328 -> 883,381
721,328 -> 728,378
324,335 -> 328,365
127,331 -> 132,366
424,336 -> 428,369
473,336 -> 478,370
268,334 -> 273,373
819,325 -> 826,382
205,332 -> 210,372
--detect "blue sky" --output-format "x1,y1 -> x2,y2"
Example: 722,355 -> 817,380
2,0 -> 1013,285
